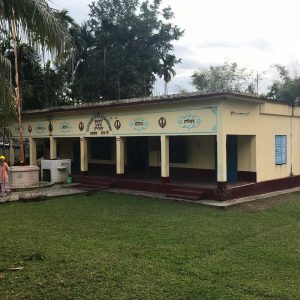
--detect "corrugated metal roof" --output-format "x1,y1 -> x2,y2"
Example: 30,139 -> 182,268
22,91 -> 284,116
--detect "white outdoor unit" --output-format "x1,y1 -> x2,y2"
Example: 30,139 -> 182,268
41,159 -> 71,183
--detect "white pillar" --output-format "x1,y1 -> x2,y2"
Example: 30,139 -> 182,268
80,137 -> 88,173
50,136 -> 57,159
160,135 -> 170,181
116,136 -> 125,176
9,139 -> 15,166
29,137 -> 37,166
217,134 -> 227,183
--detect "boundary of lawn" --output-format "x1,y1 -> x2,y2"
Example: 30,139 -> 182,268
1,184 -> 300,209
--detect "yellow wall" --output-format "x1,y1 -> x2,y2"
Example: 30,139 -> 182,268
149,135 -> 216,169
17,101 -> 219,139
237,135 -> 256,172
15,95 -> 300,183
221,100 -> 300,182
57,138 -> 76,161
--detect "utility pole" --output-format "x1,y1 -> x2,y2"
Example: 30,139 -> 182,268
256,71 -> 259,96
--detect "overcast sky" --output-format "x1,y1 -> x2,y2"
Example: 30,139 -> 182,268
54,0 -> 300,95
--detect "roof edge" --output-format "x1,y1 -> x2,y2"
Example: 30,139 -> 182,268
22,91 -> 281,116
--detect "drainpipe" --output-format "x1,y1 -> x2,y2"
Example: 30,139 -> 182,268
290,99 -> 297,176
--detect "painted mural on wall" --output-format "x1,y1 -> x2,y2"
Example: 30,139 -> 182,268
86,113 -> 112,136
59,121 -> 72,134
18,105 -> 218,138
79,122 -> 84,131
114,120 -> 121,130
35,123 -> 47,134
158,117 -> 167,128
178,114 -> 201,129
129,117 -> 149,131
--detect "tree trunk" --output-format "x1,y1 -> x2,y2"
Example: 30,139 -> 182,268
164,80 -> 168,95
11,9 -> 25,163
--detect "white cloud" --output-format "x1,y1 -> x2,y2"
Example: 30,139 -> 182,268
198,38 -> 271,50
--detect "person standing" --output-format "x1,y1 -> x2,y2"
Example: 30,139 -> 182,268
0,156 -> 10,194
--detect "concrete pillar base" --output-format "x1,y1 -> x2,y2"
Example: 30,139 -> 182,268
216,181 -> 228,201
161,177 -> 170,183
217,181 -> 227,190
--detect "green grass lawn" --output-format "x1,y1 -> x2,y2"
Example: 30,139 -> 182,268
1,192 -> 300,299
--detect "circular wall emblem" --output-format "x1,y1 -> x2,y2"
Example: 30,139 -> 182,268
158,117 -> 167,128
28,124 -> 32,133
79,122 -> 84,131
114,120 -> 121,130
48,122 -> 53,132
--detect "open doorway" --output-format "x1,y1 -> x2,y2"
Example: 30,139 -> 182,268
126,137 -> 149,173
227,135 -> 238,183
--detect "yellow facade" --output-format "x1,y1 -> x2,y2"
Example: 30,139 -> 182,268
221,99 -> 300,181
11,92 -> 300,185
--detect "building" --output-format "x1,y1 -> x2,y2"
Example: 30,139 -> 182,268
9,92 -> 300,200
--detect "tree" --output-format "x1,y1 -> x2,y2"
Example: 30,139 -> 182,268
1,40 -> 48,110
191,62 -> 255,94
0,0 -> 72,55
267,65 -> 300,103
71,0 -> 183,102
0,0 -> 72,162
0,55 -> 16,153
158,54 -> 180,95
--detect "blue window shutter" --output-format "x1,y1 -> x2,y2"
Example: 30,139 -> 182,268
281,136 -> 287,163
275,136 -> 281,164
275,135 -> 287,165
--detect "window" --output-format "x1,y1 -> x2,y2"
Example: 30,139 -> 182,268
275,135 -> 287,165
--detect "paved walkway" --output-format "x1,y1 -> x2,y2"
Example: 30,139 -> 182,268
107,187 -> 300,208
0,184 -> 85,203
1,183 -> 300,208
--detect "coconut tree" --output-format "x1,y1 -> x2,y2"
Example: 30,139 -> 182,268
0,55 -> 16,155
0,0 -> 72,163
159,54 -> 180,95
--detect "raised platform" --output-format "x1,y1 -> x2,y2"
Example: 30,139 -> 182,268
71,174 -> 300,201
71,175 -> 254,201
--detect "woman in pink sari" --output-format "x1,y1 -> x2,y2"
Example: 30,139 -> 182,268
0,156 -> 10,194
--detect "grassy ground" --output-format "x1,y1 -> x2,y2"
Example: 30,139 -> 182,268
0,192 -> 300,299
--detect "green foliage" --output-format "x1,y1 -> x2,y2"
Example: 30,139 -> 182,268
1,39 -> 58,110
8,43 -> 49,109
0,55 -> 16,138
192,61 -> 255,94
1,1 -> 183,109
71,0 -> 183,101
0,0 -> 73,113
267,64 -> 300,103
0,0 -> 72,56
1,192 -> 300,298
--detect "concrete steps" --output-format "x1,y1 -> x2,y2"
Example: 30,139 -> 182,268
72,175 -> 113,192
166,188 -> 205,201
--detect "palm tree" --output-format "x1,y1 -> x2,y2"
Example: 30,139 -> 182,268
0,0 -> 72,163
0,55 -> 15,154
159,54 -> 180,95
